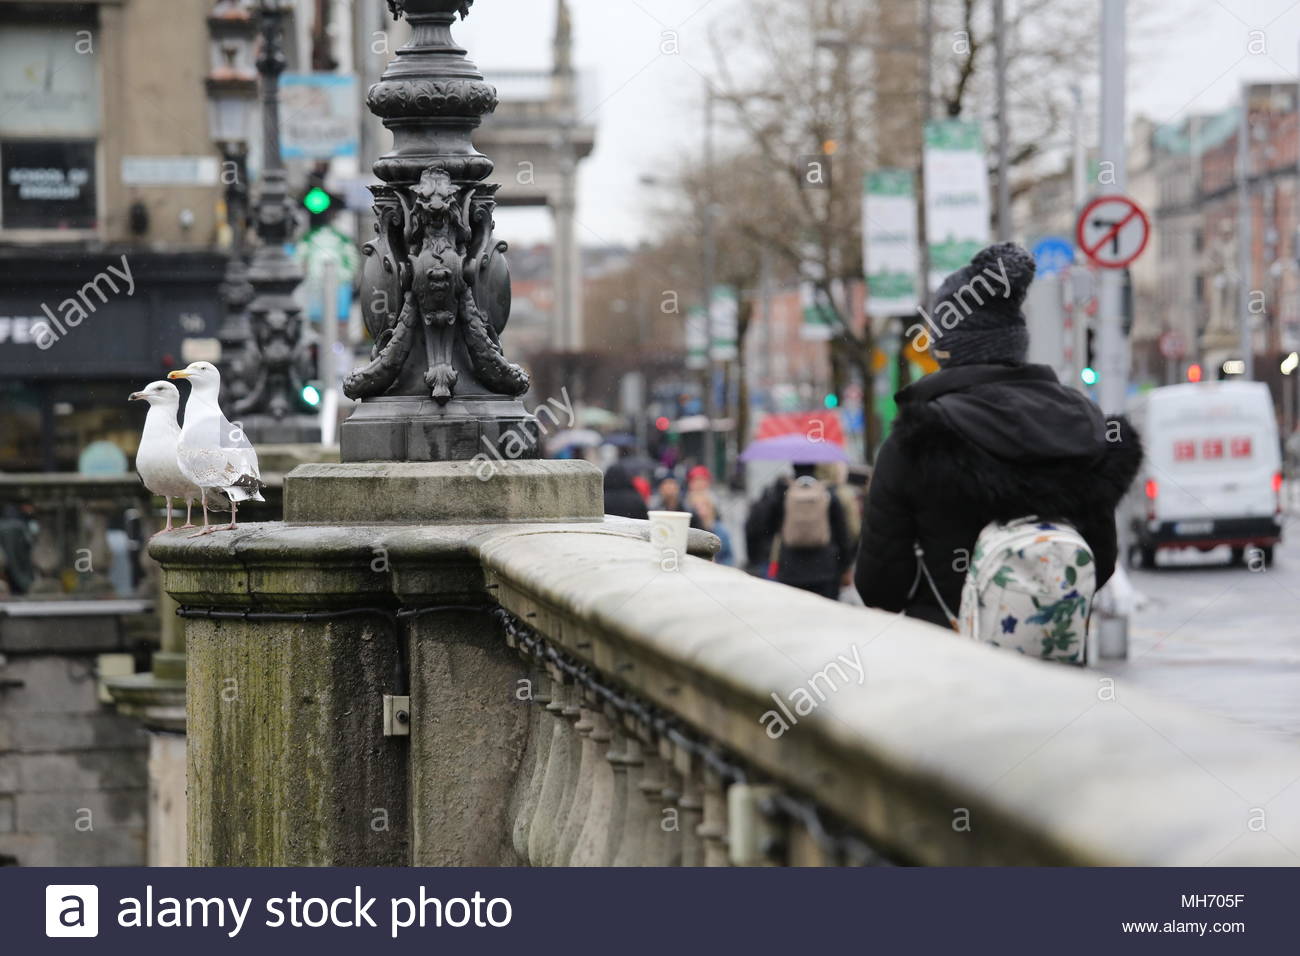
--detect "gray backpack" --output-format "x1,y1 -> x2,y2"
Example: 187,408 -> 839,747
781,477 -> 832,548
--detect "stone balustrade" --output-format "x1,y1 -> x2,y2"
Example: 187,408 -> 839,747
150,460 -> 1300,867
0,474 -> 155,597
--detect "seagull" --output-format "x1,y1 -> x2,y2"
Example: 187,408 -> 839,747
129,380 -> 227,535
167,361 -> 265,534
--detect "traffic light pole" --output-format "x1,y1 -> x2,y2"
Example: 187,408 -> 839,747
1095,0 -> 1132,660
1096,0 -> 1128,415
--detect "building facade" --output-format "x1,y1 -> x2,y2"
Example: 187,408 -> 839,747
0,0 -> 227,470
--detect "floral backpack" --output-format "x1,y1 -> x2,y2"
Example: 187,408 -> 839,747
912,517 -> 1095,666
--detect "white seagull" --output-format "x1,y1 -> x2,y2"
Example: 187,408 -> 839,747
129,380 -> 227,535
168,361 -> 265,533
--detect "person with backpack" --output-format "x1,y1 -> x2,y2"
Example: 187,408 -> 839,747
854,242 -> 1142,664
762,463 -> 853,598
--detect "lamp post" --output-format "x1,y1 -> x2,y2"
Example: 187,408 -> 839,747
205,0 -> 259,408
336,0 -> 536,462
232,0 -> 320,443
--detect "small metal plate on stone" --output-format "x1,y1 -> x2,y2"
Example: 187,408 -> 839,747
383,695 -> 410,737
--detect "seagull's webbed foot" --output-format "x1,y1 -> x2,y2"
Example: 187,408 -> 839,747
186,525 -> 223,538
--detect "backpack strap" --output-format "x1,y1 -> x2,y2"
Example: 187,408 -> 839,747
908,542 -> 959,630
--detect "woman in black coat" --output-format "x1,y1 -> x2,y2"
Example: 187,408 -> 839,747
855,243 -> 1143,627
603,463 -> 649,520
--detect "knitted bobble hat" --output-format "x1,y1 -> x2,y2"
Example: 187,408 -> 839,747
930,242 -> 1037,368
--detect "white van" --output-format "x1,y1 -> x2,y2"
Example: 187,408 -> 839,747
1126,381 -> 1283,567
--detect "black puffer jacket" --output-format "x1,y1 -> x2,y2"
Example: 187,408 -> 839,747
603,464 -> 649,520
855,363 -> 1143,626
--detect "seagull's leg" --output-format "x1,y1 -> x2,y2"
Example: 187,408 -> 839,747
189,495 -> 217,537
150,497 -> 174,539
180,498 -> 195,530
224,499 -> 238,531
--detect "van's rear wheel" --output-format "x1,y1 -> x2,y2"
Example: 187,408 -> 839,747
1231,546 -> 1246,566
1139,545 -> 1157,569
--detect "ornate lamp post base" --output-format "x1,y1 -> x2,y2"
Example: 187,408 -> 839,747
341,394 -> 539,462
339,0 -> 536,463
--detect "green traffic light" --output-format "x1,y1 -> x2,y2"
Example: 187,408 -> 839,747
1080,367 -> 1099,386
303,187 -> 332,215
301,384 -> 322,407
824,393 -> 839,409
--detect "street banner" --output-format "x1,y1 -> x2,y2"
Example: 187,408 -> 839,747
280,74 -> 360,159
685,305 -> 709,370
923,119 -> 991,292
863,169 -> 920,315
799,281 -> 836,341
708,285 -> 738,362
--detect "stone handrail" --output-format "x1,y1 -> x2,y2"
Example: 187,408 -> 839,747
152,467 -> 1300,865
479,528 -> 1300,866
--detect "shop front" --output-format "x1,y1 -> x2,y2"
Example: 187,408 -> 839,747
0,247 -> 224,471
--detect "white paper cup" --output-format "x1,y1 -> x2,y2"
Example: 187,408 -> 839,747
648,510 -> 691,567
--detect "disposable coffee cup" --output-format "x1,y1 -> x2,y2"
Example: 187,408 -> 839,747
647,510 -> 691,568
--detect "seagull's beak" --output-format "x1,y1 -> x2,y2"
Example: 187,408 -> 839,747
128,391 -> 145,402
168,370 -> 190,380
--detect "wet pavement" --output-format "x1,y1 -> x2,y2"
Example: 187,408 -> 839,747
1104,527 -> 1300,740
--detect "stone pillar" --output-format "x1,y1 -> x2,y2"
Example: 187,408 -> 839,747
106,577 -> 189,866
150,458 -> 604,865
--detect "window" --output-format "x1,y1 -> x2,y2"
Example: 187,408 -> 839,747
0,23 -> 100,232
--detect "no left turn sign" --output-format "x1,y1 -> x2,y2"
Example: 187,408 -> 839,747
1076,194 -> 1150,269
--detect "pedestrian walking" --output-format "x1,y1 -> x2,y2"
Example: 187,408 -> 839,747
691,495 -> 734,566
652,475 -> 684,512
603,463 -> 649,520
855,243 -> 1142,661
751,463 -> 852,598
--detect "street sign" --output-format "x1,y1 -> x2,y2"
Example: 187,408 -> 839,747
1159,329 -> 1187,360
1076,194 -> 1150,269
1032,236 -> 1074,276
280,74 -> 360,159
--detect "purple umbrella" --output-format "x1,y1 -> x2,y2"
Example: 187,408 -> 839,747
739,434 -> 850,463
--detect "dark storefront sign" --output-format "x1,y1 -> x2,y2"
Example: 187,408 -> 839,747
1,139 -> 97,230
0,249 -> 226,470
0,249 -> 225,379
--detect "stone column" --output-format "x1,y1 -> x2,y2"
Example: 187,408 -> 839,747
150,458 -> 604,865
106,572 -> 188,866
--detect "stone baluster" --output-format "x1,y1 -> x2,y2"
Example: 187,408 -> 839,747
612,717 -> 649,866
78,498 -> 115,595
28,501 -> 63,594
509,668 -> 552,862
657,736 -> 685,866
554,690 -> 598,865
673,744 -> 705,867
528,669 -> 574,865
787,821 -> 840,867
697,765 -> 730,866
553,679 -> 585,839
607,717 -> 643,866
728,783 -> 785,867
636,735 -> 673,866
570,706 -> 616,865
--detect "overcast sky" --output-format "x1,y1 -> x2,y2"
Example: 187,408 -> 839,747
452,0 -> 1300,247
